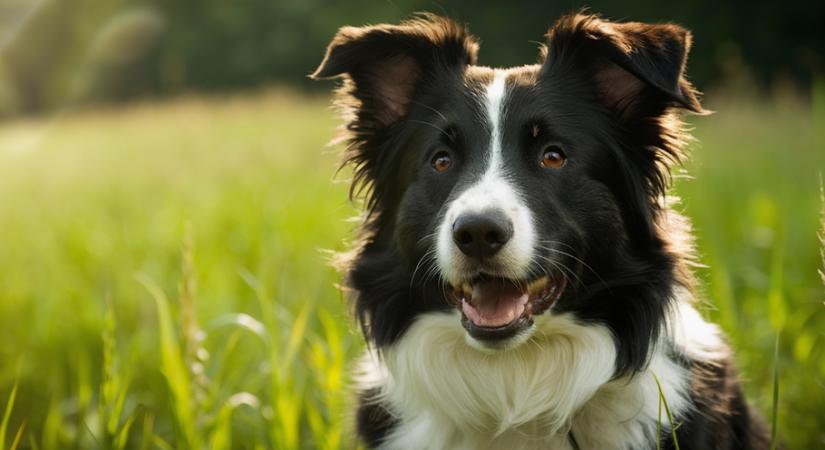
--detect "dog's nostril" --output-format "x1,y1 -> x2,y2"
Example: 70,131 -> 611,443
453,230 -> 473,247
451,210 -> 513,259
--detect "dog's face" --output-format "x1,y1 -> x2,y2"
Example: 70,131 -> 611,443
314,14 -> 702,359
385,65 -> 629,349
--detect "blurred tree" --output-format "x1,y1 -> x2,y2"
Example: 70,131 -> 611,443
0,0 -> 822,116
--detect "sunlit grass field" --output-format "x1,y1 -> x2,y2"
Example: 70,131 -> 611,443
0,88 -> 823,449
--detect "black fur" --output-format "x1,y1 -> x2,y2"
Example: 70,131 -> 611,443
314,12 -> 770,450
356,387 -> 400,449
666,356 -> 771,449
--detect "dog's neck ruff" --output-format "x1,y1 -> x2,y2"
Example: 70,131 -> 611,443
357,294 -> 721,450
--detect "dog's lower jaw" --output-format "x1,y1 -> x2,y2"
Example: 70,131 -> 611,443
355,304 -> 702,450
463,322 -> 535,353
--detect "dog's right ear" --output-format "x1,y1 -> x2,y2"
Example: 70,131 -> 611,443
311,15 -> 478,127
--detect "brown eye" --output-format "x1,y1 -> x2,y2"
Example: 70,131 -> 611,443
431,150 -> 452,173
540,146 -> 567,169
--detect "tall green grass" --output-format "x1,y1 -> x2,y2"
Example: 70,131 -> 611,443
0,89 -> 822,448
1,380 -> 23,450
819,175 -> 825,293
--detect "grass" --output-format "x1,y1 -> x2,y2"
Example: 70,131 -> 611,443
653,372 -> 681,450
819,174 -> 825,294
1,381 -> 20,449
770,334 -> 780,450
0,87 -> 823,449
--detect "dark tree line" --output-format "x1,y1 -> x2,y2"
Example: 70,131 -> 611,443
0,0 -> 822,115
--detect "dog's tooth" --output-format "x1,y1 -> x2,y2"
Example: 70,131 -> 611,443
461,282 -> 472,298
527,277 -> 549,296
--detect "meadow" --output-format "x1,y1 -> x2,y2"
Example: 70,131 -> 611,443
0,88 -> 822,449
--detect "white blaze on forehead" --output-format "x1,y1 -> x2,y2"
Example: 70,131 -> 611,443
436,70 -> 535,284
485,70 -> 508,176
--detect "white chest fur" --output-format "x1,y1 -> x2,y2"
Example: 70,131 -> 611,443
357,305 -> 713,450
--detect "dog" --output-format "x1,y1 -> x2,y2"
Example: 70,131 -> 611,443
312,12 -> 771,450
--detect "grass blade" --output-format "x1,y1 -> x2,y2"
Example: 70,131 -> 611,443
114,413 -> 138,450
1,380 -> 19,449
657,385 -> 662,450
770,334 -> 780,450
818,173 -> 825,295
281,300 -> 314,377
101,292 -> 133,444
152,435 -> 175,450
138,414 -> 154,450
652,372 -> 680,450
28,434 -> 40,450
136,273 -> 197,449
41,398 -> 61,450
9,422 -> 25,450
207,313 -> 269,344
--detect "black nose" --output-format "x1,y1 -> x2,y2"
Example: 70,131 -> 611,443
452,211 -> 513,259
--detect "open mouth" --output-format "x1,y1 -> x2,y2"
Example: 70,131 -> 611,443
451,274 -> 566,343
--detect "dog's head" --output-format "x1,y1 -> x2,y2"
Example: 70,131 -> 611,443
313,13 -> 702,373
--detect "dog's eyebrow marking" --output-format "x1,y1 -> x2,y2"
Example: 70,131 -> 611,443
483,70 -> 508,179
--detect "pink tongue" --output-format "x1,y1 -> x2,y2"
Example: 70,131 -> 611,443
461,279 -> 528,327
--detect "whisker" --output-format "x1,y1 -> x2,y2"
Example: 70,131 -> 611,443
410,99 -> 448,122
415,230 -> 439,247
536,240 -> 605,285
410,247 -> 438,289
407,119 -> 451,139
534,254 -> 583,288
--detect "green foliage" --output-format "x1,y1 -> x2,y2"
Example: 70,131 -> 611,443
0,90 -> 822,448
674,91 -> 825,446
0,0 -> 822,115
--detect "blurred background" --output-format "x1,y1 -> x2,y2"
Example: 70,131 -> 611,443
0,0 -> 823,449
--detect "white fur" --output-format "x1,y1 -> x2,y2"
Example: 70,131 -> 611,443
436,70 -> 535,285
569,342 -> 691,449
484,70 -> 508,172
667,288 -> 728,361
357,291 -> 720,449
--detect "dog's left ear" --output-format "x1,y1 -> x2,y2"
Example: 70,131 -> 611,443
540,14 -> 706,119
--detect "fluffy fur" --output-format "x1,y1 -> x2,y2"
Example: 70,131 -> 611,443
313,12 -> 771,450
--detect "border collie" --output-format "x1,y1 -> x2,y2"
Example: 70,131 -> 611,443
312,13 -> 770,450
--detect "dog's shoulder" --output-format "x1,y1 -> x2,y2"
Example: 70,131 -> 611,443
671,357 -> 772,450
